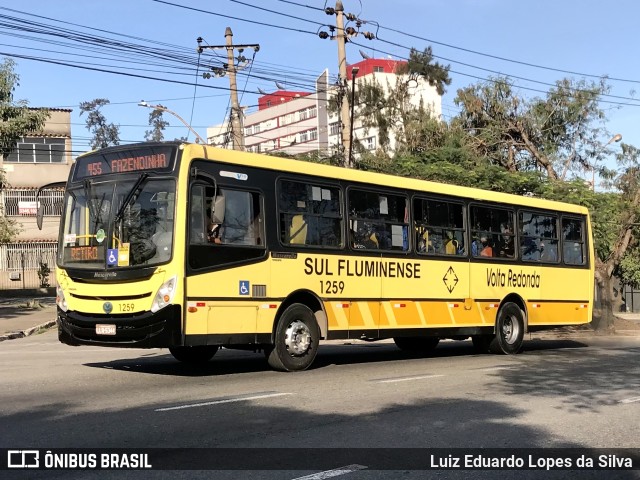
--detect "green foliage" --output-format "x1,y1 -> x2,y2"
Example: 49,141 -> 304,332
144,109 -> 169,142
396,47 -> 452,96
79,98 -> 120,149
619,250 -> 640,289
0,216 -> 21,243
0,58 -> 50,158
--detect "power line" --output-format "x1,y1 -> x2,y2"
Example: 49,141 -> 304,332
371,21 -> 640,85
151,0 -> 320,35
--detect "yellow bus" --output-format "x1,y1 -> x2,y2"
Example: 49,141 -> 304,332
39,142 -> 594,371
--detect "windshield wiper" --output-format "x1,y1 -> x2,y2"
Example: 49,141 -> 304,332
83,179 -> 98,224
114,173 -> 149,224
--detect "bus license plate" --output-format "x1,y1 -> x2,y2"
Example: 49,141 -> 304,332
96,324 -> 116,335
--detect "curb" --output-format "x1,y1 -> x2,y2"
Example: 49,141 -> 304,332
0,320 -> 57,342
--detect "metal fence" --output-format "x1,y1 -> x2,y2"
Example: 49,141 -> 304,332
0,242 -> 58,290
1,188 -> 64,216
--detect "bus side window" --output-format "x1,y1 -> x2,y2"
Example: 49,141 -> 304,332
278,179 -> 342,248
414,197 -> 465,256
219,189 -> 259,245
349,189 -> 408,252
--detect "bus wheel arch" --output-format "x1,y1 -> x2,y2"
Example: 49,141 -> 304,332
490,297 -> 527,354
272,290 -> 326,341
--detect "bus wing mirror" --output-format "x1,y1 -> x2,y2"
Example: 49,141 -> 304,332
36,204 -> 45,230
190,167 -> 217,187
36,181 -> 67,231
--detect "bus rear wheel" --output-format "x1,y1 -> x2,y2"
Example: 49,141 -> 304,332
169,346 -> 218,363
489,302 -> 525,354
393,336 -> 440,352
266,303 -> 320,372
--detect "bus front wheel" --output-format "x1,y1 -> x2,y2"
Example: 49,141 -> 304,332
266,303 -> 319,372
169,346 -> 218,363
489,302 -> 525,354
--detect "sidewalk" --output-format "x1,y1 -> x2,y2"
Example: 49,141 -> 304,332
0,297 -> 57,342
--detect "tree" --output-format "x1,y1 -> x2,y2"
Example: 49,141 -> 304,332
79,98 -> 120,149
454,76 -> 608,179
590,143 -> 640,330
395,47 -> 452,96
0,58 -> 50,242
0,59 -> 50,157
330,46 -> 451,155
144,109 -> 168,142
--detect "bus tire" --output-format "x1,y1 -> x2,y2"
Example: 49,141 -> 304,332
489,302 -> 525,354
471,335 -> 492,354
393,336 -> 439,352
169,346 -> 218,363
266,303 -> 319,372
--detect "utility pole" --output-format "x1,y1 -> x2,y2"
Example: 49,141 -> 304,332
198,29 -> 259,151
335,1 -> 351,168
320,1 -> 374,167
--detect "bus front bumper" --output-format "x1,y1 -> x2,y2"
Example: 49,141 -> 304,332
57,305 -> 182,348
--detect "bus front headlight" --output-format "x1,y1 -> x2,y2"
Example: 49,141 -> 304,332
56,286 -> 68,312
151,276 -> 177,313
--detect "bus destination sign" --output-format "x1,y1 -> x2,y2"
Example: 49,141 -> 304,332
73,146 -> 176,180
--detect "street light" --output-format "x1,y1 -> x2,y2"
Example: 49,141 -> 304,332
347,66 -> 359,168
591,133 -> 622,191
138,101 -> 206,144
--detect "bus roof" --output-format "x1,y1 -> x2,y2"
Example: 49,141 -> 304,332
87,142 -> 589,215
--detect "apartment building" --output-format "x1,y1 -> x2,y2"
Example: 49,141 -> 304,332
0,108 -> 73,288
207,58 -> 442,157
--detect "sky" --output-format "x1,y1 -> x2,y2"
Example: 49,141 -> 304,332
2,0 -> 639,176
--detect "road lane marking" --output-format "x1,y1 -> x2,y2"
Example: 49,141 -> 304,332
291,464 -> 367,480
621,396 -> 640,404
155,392 -> 292,412
373,374 -> 444,384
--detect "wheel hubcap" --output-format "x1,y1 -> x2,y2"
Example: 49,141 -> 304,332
284,320 -> 311,356
502,316 -> 519,344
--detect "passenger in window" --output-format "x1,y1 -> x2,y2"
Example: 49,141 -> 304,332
353,224 -> 378,249
522,238 -> 540,260
205,208 -> 222,244
498,224 -> 515,258
444,231 -> 459,255
417,229 -> 433,253
539,241 -> 557,262
565,242 -> 582,264
479,235 -> 493,257
471,235 -> 483,257
207,219 -> 222,244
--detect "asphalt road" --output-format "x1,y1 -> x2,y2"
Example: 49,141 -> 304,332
2,330 -> 640,479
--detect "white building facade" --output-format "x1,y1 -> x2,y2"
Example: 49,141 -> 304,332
207,58 -> 442,157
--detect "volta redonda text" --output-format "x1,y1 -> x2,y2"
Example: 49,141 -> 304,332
303,257 -> 421,279
487,267 -> 541,288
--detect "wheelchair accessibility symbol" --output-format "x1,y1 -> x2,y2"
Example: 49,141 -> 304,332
107,248 -> 118,266
239,280 -> 250,296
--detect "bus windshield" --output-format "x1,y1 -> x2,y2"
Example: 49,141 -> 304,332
58,177 -> 176,269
